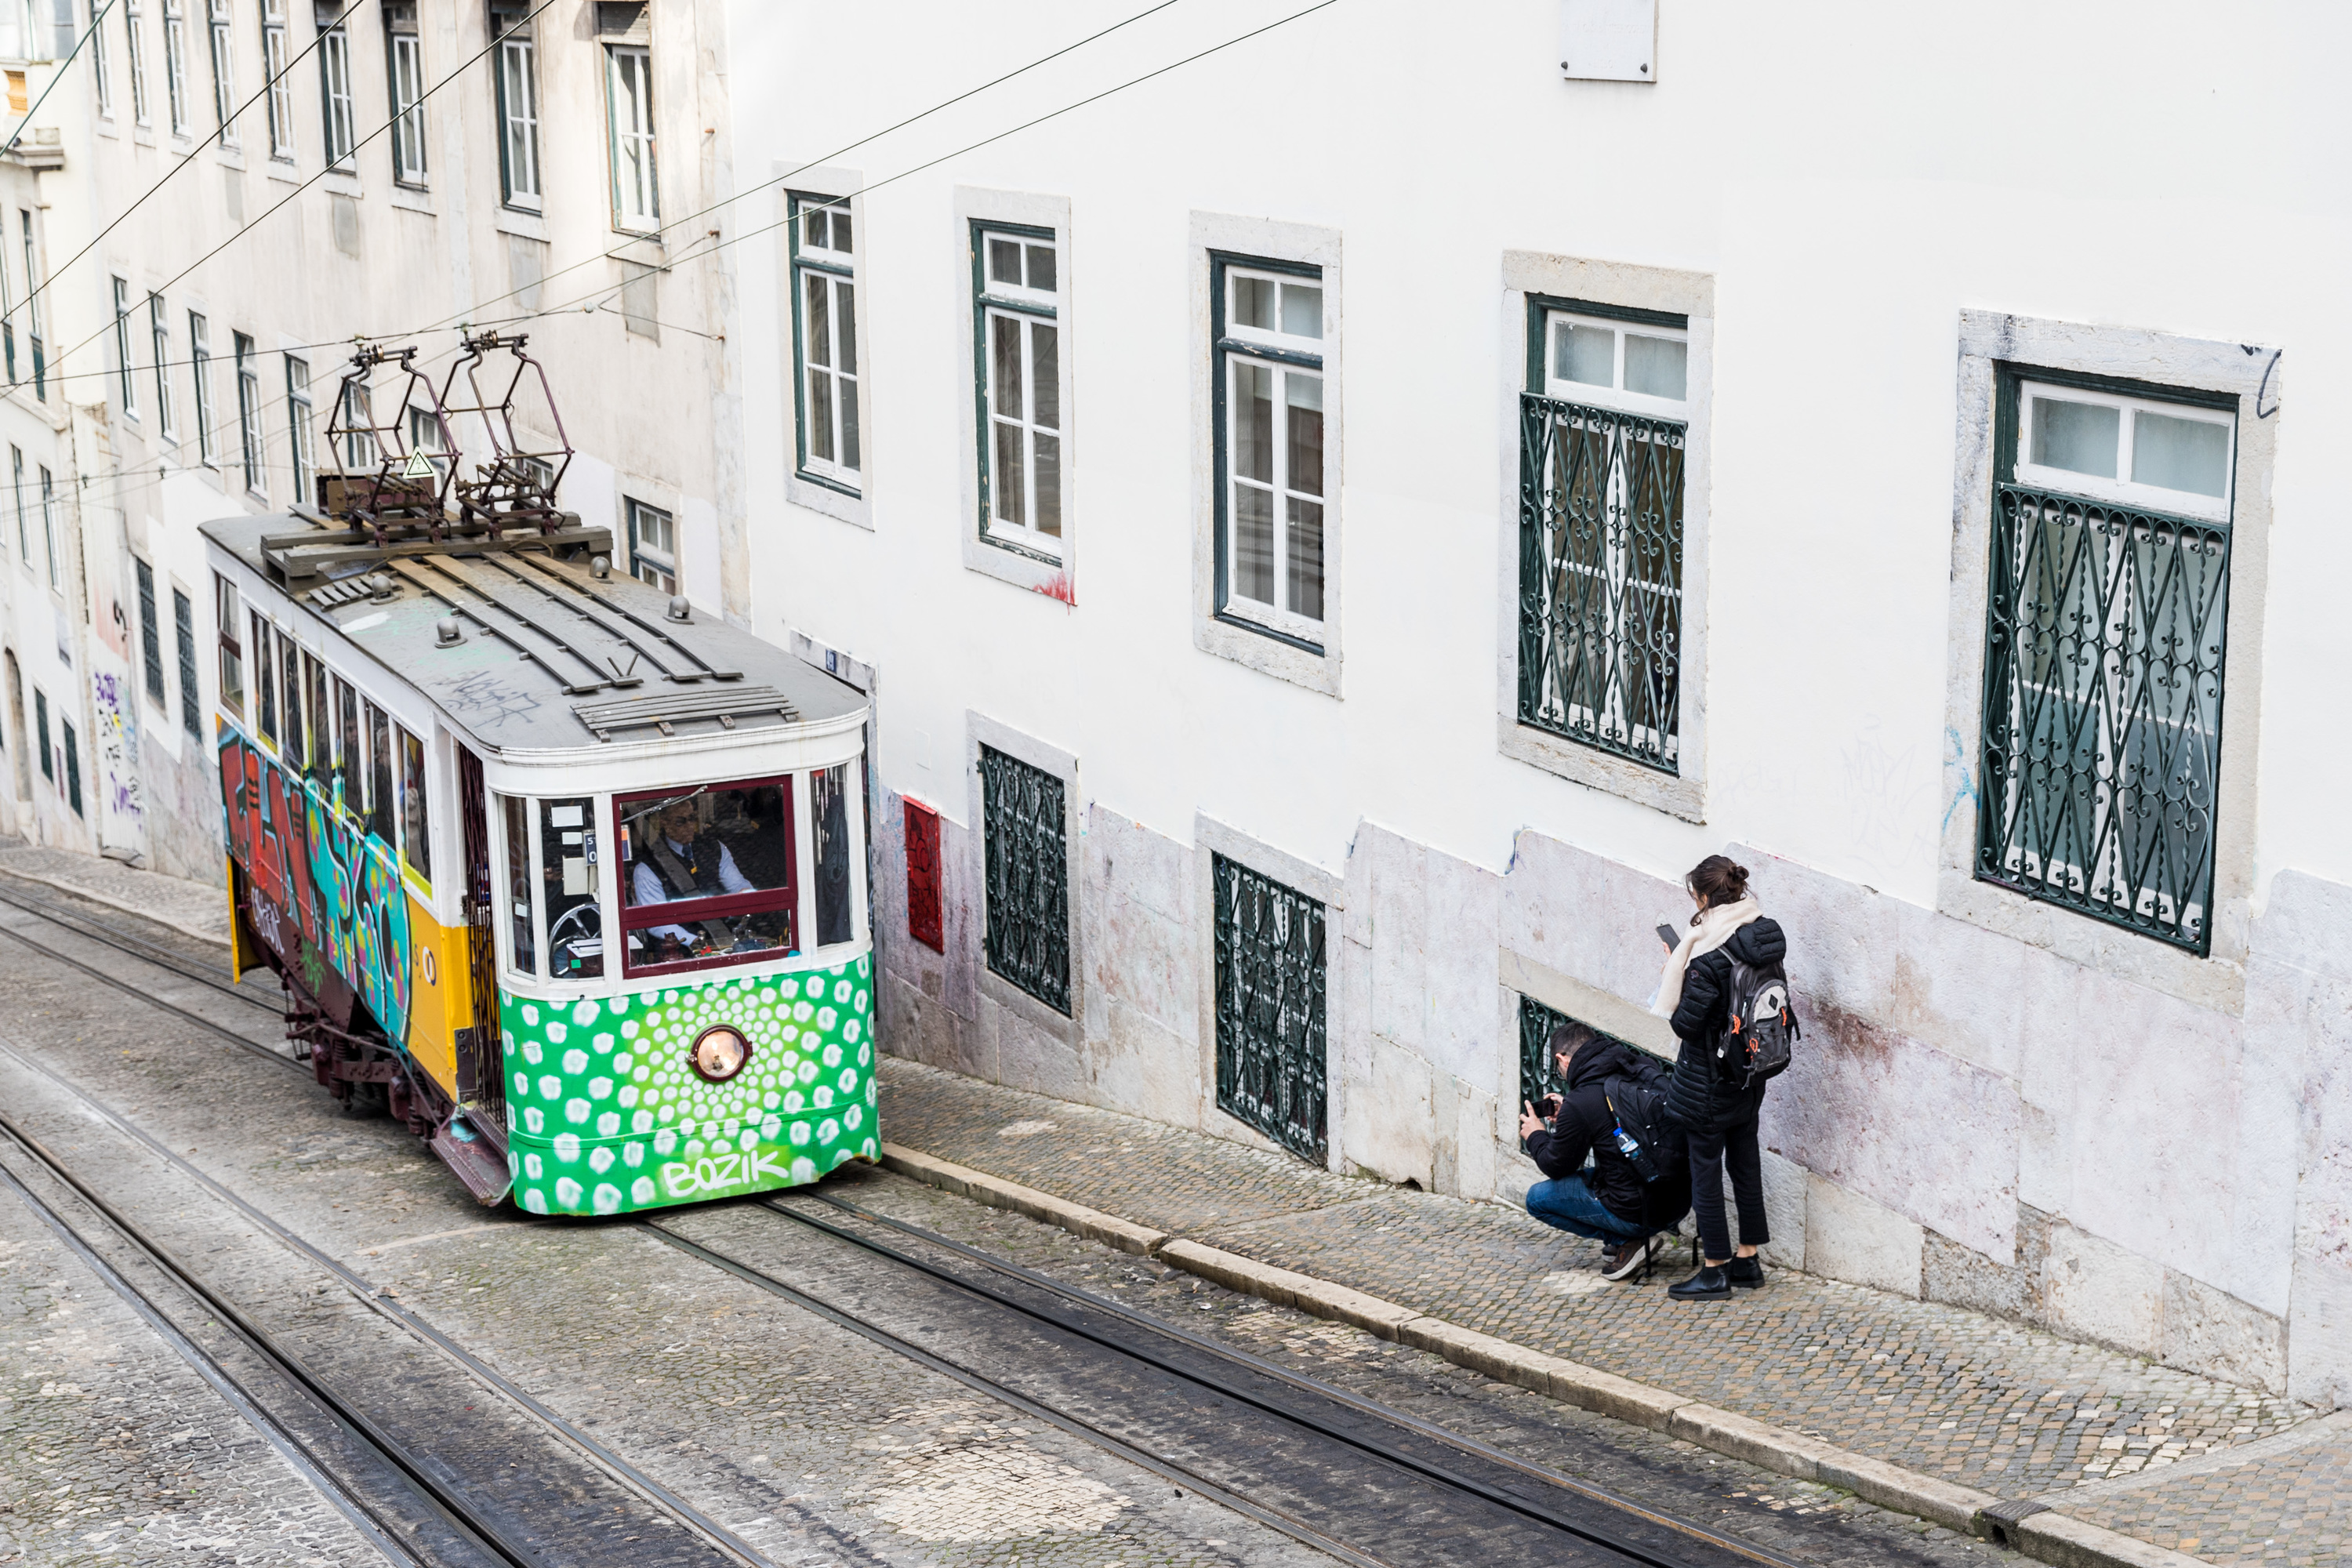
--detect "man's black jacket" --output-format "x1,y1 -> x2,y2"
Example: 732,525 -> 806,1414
1523,1038 -> 1693,1232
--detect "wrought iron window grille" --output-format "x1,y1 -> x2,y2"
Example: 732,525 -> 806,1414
1977,477 -> 2230,956
1213,853 -> 1327,1163
979,744 -> 1069,1014
1516,393 -> 1685,773
1516,995 -> 1639,1117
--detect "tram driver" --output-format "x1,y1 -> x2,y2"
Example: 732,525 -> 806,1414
627,792 -> 790,962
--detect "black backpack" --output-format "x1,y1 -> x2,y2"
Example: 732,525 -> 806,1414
1602,1061 -> 1687,1185
1720,956 -> 1801,1088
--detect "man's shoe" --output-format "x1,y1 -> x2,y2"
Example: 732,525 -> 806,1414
1726,1254 -> 1766,1289
1668,1265 -> 1731,1300
1602,1233 -> 1660,1282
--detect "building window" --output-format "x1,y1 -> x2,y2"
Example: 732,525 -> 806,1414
974,223 -> 1062,559
173,586 -> 200,737
92,0 -> 114,115
1211,851 -> 1326,1162
216,574 -> 243,718
205,0 -> 234,142
387,23 -> 426,186
285,354 -> 312,503
605,42 -> 656,230
38,466 -> 57,590
1977,370 -> 2237,956
111,277 -> 139,419
1517,297 -> 1690,775
19,211 -> 44,401
189,310 -> 216,463
978,743 -> 1069,1015
62,720 -> 82,816
34,688 -> 51,779
235,331 -> 263,496
493,9 -> 539,209
260,0 -> 292,158
623,498 -> 675,592
162,0 -> 190,136
149,293 -> 176,440
317,16 -> 354,168
1516,994 -> 1637,1123
789,194 -> 858,490
136,557 -> 165,702
1213,255 -> 1325,645
615,778 -> 800,977
125,0 -> 150,126
9,447 -> 24,564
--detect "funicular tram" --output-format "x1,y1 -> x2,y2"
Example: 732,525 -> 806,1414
206,336 -> 877,1216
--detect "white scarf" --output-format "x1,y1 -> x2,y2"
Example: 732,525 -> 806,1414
1651,898 -> 1762,1018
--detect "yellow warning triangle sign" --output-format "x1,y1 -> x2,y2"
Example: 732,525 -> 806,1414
401,449 -> 437,479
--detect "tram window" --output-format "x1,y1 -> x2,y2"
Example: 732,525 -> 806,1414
279,636 -> 303,766
812,763 -> 853,947
304,655 -> 331,786
365,702 -> 395,844
250,615 -> 277,745
615,779 -> 796,975
215,575 -> 244,717
336,679 -> 362,818
398,725 -> 432,887
540,797 -> 603,979
503,793 -> 537,977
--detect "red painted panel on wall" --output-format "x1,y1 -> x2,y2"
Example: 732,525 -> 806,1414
904,797 -> 943,952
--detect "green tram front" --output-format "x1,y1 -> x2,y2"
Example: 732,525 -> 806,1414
490,720 -> 878,1216
205,510 -> 876,1218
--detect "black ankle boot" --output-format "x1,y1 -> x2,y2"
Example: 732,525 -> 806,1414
1726,1255 -> 1766,1289
1668,1265 -> 1730,1300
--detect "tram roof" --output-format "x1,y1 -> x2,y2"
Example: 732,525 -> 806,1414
202,512 -> 866,757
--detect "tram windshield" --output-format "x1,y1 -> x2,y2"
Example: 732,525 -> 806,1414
615,779 -> 798,974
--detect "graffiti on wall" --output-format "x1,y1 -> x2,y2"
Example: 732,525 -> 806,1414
92,662 -> 147,855
219,728 -> 412,1041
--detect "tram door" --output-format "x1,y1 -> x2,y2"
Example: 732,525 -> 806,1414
456,743 -> 504,1127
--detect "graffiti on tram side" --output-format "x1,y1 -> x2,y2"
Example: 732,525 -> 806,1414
218,729 -> 412,1041
498,956 -> 879,1216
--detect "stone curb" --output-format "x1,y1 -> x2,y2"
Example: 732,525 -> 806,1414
872,1142 -> 2213,1568
0,862 -> 234,950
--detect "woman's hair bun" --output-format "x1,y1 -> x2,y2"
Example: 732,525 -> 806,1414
1686,854 -> 1750,910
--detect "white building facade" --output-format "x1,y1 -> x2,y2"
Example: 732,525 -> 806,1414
720,0 -> 2350,1406
0,0 -> 740,877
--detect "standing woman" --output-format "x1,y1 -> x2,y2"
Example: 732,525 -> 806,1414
1655,855 -> 1785,1300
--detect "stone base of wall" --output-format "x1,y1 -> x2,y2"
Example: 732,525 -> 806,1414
871,787 -> 2352,1406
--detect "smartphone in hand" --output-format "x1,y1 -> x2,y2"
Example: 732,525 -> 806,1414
1656,923 -> 1680,950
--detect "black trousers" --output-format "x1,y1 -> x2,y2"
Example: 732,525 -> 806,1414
1686,1094 -> 1769,1263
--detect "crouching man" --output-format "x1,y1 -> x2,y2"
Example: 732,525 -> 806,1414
1519,1025 -> 1693,1281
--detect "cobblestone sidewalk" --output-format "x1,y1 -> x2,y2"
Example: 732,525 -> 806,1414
0,839 -> 232,945
878,1057 -> 2348,1568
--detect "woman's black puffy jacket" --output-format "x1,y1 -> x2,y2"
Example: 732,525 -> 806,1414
1663,916 -> 1786,1134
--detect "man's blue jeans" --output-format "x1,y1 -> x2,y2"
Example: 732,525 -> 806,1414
1526,1171 -> 1650,1243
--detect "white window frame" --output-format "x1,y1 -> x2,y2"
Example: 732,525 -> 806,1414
189,309 -> 216,466
125,0 -> 151,127
318,22 -> 354,169
93,0 -> 114,116
2012,379 -> 2234,524
150,293 -> 176,441
975,223 -> 1065,562
495,30 -> 541,210
285,354 -> 312,503
236,331 -> 264,498
162,0 -> 191,137
39,466 -> 59,590
626,497 -> 676,593
605,43 -> 656,231
387,27 -> 426,186
789,194 -> 858,490
260,0 -> 292,160
112,277 -> 139,420
1218,260 -> 1327,647
1541,307 -> 1691,420
205,0 -> 235,143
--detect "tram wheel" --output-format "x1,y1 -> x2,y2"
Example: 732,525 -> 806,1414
343,1080 -> 390,1119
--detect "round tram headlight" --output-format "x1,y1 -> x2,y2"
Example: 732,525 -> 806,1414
689,1025 -> 751,1083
